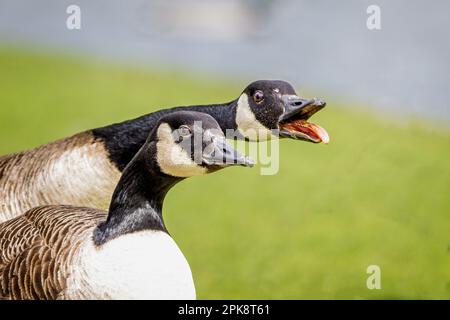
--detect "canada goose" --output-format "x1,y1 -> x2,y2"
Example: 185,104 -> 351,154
0,80 -> 327,222
0,111 -> 253,300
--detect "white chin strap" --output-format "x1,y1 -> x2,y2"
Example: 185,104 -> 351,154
235,93 -> 277,141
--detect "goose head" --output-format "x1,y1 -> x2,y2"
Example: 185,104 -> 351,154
154,111 -> 253,178
235,80 -> 329,143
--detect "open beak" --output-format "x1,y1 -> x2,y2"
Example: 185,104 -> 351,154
278,95 -> 329,144
203,137 -> 254,167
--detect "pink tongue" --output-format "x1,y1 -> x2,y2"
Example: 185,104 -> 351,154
309,123 -> 330,144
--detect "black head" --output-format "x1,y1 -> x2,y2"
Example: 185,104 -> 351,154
235,80 -> 329,143
94,112 -> 253,245
152,111 -> 253,177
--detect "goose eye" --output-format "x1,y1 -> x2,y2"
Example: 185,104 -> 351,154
253,90 -> 264,103
178,125 -> 191,137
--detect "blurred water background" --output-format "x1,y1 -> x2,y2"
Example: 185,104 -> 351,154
1,0 -> 449,122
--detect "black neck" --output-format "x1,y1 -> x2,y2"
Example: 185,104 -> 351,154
93,142 -> 182,245
92,100 -> 237,171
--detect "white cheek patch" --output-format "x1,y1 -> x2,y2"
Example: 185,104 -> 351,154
156,123 -> 206,177
235,93 -> 278,141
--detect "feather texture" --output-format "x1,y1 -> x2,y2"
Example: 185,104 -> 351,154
0,132 -> 121,223
0,205 -> 104,299
0,205 -> 195,300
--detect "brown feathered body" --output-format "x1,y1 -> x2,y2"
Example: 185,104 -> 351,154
0,132 -> 121,223
0,205 -> 195,300
0,205 -> 103,299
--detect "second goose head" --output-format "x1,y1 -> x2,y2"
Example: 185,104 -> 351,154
234,80 -> 329,143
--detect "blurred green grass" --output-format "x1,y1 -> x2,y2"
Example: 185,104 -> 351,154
1,47 -> 449,299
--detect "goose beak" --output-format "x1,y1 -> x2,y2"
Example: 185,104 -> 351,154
203,138 -> 254,167
278,96 -> 329,144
